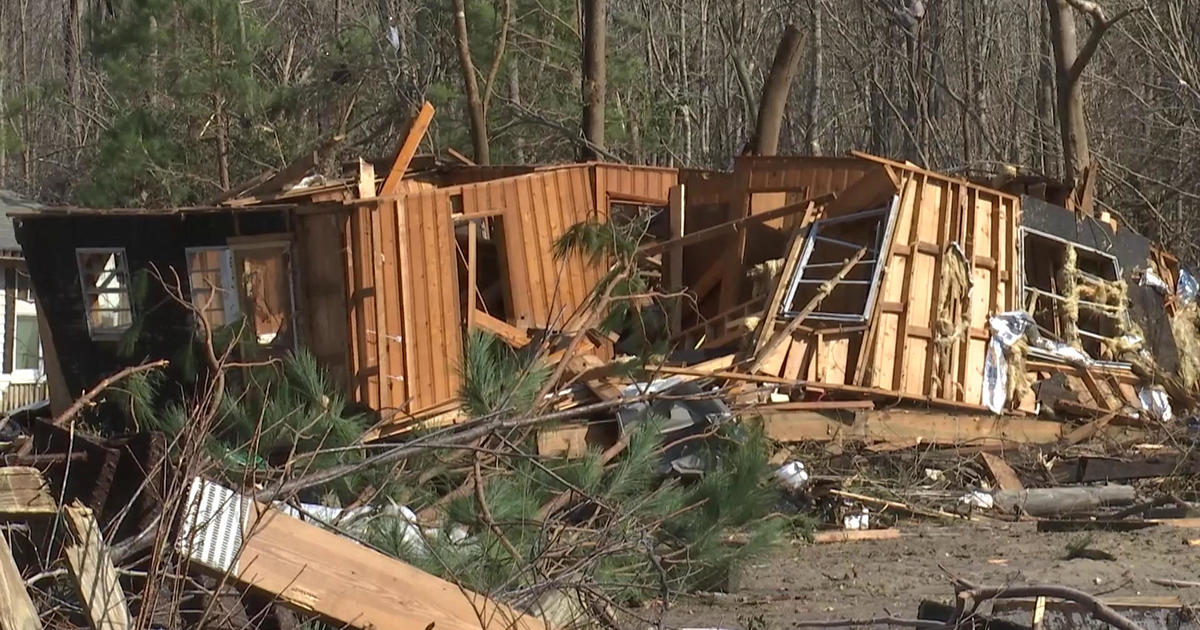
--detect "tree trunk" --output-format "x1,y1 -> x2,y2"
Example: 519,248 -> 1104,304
580,0 -> 607,160
508,66 -> 526,164
805,1 -> 824,155
1036,1 -> 1057,176
1045,0 -> 1089,187
752,24 -> 804,156
452,0 -> 490,164
64,0 -> 84,153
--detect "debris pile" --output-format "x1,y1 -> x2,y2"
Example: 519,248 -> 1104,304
4,104 -> 1200,629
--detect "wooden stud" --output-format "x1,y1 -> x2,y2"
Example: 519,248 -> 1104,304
357,159 -> 376,199
0,534 -> 41,630
63,503 -> 131,630
380,102 -> 436,197
473,311 -> 531,348
667,185 -> 686,332
466,221 -> 478,332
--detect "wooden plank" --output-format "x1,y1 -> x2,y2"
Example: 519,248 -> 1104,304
466,221 -> 478,331
758,400 -> 875,411
753,227 -> 807,353
0,534 -> 41,630
178,480 -> 547,630
639,196 -> 826,257
979,452 -> 1023,492
380,102 -> 435,197
536,424 -> 590,458
812,528 -> 901,544
667,185 -> 686,332
63,503 -> 131,630
219,134 -> 345,203
393,199 -> 420,410
0,467 -> 56,517
473,310 -> 531,347
369,203 -> 395,409
758,409 -> 1065,446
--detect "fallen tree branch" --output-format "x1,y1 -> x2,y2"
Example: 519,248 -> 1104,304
953,578 -> 1146,630
52,360 -> 170,426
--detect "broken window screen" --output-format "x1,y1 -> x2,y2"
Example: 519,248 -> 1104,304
779,204 -> 894,323
186,247 -> 240,327
76,249 -> 133,337
1021,228 -> 1124,360
233,242 -> 293,350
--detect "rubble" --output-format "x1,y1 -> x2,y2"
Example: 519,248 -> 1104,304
1,104 -> 1199,629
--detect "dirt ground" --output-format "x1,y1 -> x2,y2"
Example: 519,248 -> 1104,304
660,520 -> 1200,628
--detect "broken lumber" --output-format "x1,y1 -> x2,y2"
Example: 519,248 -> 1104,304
472,310 -> 531,347
979,452 -> 1024,492
993,486 -> 1136,517
757,409 -> 1066,447
0,467 -> 56,518
178,478 -> 547,630
828,489 -> 971,521
62,503 -> 131,630
380,102 -> 435,196
0,533 -> 41,630
1036,517 -> 1200,533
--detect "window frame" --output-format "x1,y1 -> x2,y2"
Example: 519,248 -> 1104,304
75,247 -> 134,340
227,235 -> 297,352
184,246 -> 241,327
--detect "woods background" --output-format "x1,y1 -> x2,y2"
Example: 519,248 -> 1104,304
1,0 -> 1198,261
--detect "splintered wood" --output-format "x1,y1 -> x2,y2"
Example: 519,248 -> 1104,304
177,479 -> 548,630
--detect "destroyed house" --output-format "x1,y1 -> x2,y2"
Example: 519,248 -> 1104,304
11,161 -> 676,429
11,140 -> 1188,437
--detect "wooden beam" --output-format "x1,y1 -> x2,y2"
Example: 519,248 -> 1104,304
979,452 -> 1024,492
446,147 -> 476,166
466,221 -> 478,332
62,503 -> 130,630
177,479 -> 547,630
812,528 -> 901,544
639,196 -> 830,257
0,467 -> 56,518
472,310 -> 531,347
752,226 -> 807,354
757,409 -> 1066,446
0,534 -> 41,630
667,185 -> 686,332
220,134 -> 346,204
380,102 -> 436,197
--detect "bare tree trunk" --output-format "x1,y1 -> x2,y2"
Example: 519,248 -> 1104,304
1036,2 -> 1056,175
1045,0 -> 1089,186
805,0 -> 824,155
1044,0 -> 1131,188
64,0 -> 84,155
452,0 -> 490,164
210,9 -> 230,190
508,67 -> 526,163
580,0 -> 607,160
19,0 -> 33,187
752,24 -> 803,156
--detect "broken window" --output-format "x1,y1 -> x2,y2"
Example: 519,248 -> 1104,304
76,248 -> 133,338
185,247 -> 240,327
779,204 -> 894,323
230,238 -> 294,352
1021,228 -> 1125,360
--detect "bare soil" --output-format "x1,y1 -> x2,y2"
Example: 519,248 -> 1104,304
661,520 -> 1200,628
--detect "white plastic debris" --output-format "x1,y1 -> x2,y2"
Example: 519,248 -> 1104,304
1180,269 -> 1199,305
958,490 -> 994,510
843,508 -> 870,531
1138,386 -> 1173,422
1141,267 -> 1170,294
768,391 -> 790,403
774,461 -> 809,491
924,468 -> 944,483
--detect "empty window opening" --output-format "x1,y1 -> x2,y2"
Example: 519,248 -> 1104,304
186,247 -> 241,327
1022,228 -> 1125,360
457,216 -> 513,323
76,248 -> 133,339
779,204 -> 894,323
229,238 -> 295,352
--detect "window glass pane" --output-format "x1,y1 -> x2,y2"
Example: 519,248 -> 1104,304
14,315 -> 39,371
76,250 -> 133,335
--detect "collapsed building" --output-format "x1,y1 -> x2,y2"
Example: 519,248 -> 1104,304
9,107 -> 1196,446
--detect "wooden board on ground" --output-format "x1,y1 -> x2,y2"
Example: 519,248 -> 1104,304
62,503 -> 130,630
0,533 -> 41,630
979,452 -> 1024,492
177,479 -> 547,630
757,409 -> 1066,447
0,467 -> 56,517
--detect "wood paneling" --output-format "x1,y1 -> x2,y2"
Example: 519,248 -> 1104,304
294,211 -> 351,386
